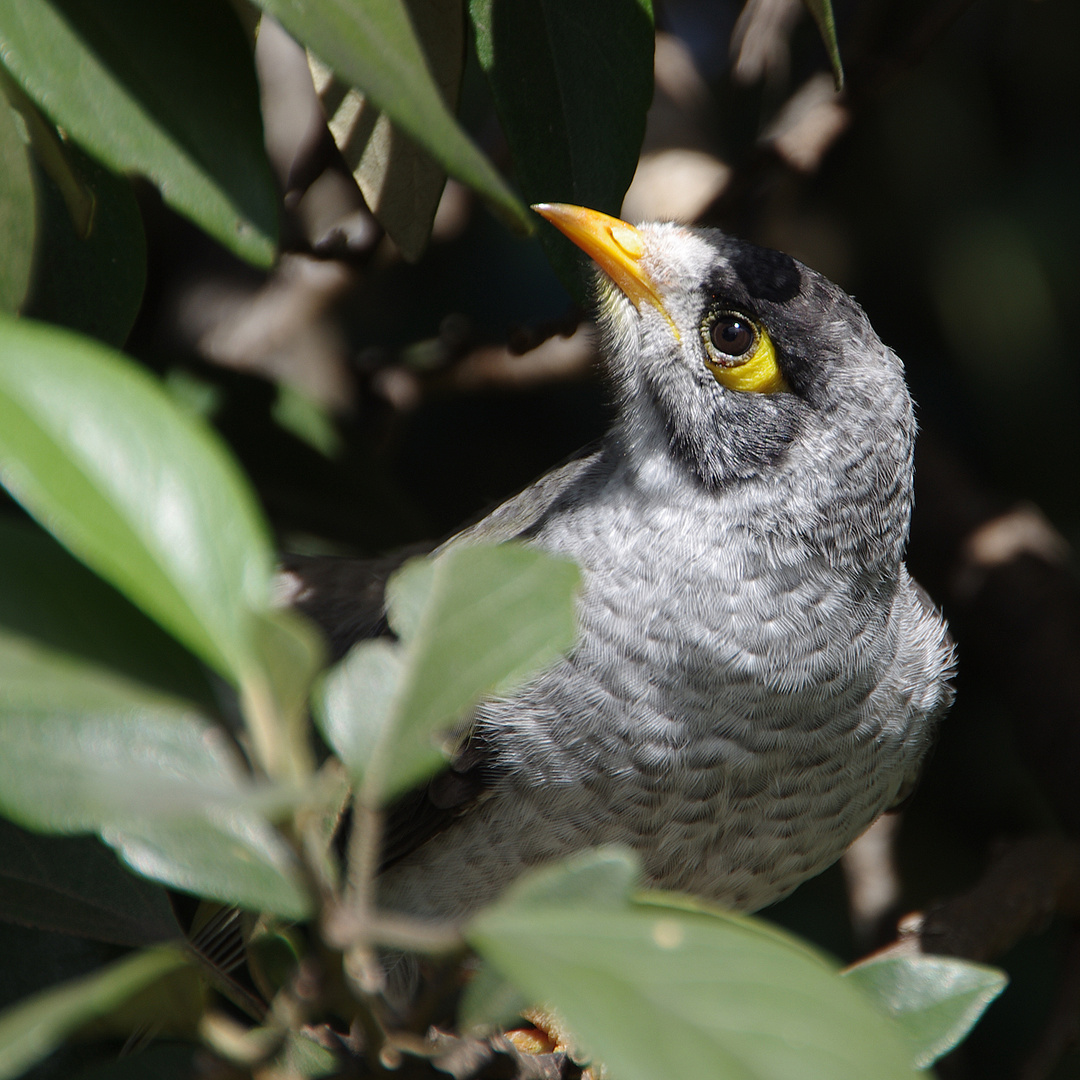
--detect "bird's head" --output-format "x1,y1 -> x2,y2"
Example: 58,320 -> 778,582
534,203 -> 918,565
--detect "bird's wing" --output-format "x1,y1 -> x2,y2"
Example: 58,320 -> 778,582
278,444 -> 609,865
440,441 -> 609,547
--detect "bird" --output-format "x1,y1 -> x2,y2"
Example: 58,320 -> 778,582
287,203 -> 954,928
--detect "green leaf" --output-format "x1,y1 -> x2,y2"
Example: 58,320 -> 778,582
0,820 -> 179,947
253,0 -> 528,232
22,140 -> 147,347
274,1030 -> 340,1078
0,0 -> 278,266
106,813 -> 311,919
0,944 -> 187,1080
0,88 -> 35,313
469,0 -> 654,292
0,707 -> 291,832
843,954 -> 1007,1068
0,519 -> 217,711
468,851 -> 920,1080
802,0 -> 844,90
316,638 -> 404,788
389,544 -> 580,791
0,315 -> 275,687
0,650 -> 310,917
0,626 -> 196,717
316,543 -> 580,800
461,848 -> 635,1033
271,384 -> 343,459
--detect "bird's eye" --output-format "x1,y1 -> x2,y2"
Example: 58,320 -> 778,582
709,315 -> 755,358
701,310 -> 789,395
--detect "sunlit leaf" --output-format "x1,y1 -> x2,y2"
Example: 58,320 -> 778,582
843,953 -> 1007,1068
0,645 -> 310,917
469,850 -> 920,1080
0,315 -> 274,687
314,0 -> 464,261
0,0 -> 277,266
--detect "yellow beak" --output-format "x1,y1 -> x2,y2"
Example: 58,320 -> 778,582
532,203 -> 671,325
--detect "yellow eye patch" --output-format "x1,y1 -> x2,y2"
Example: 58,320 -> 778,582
702,312 -> 789,394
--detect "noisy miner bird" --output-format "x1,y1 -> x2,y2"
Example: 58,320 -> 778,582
288,204 -> 954,926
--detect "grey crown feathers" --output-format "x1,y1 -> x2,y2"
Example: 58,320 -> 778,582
286,204 -> 955,927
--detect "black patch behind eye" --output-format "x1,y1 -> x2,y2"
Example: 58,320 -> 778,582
731,245 -> 801,303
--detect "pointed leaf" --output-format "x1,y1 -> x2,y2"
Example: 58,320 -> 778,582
0,944 -> 187,1080
107,812 -> 311,919
0,708 -> 293,832
0,315 -> 274,687
253,0 -> 528,231
469,852 -> 920,1080
802,0 -> 844,90
0,0 -> 277,266
843,954 -> 1007,1068
315,637 -> 404,783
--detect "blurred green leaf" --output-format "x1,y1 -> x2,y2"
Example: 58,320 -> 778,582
253,0 -> 528,231
250,608 -> 326,734
0,820 -> 179,947
0,0 -> 277,266
469,0 -> 653,293
0,707 -> 292,832
316,638 -> 403,790
0,519 -> 217,711
271,384 -> 343,459
0,641 -> 310,917
0,315 -> 275,688
106,813 -> 310,919
469,850 -> 920,1080
274,1031 -> 339,1078
22,141 -> 146,347
389,544 -> 579,788
316,543 -> 579,800
0,90 -> 35,313
802,0 -> 844,90
0,944 -> 187,1080
461,848 -> 635,1033
843,954 -> 1008,1068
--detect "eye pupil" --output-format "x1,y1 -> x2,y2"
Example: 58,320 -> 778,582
711,316 -> 754,357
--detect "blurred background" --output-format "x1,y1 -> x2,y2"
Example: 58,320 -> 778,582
27,0 -> 1079,1075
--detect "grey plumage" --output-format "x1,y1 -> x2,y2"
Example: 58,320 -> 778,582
294,211 -> 954,927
